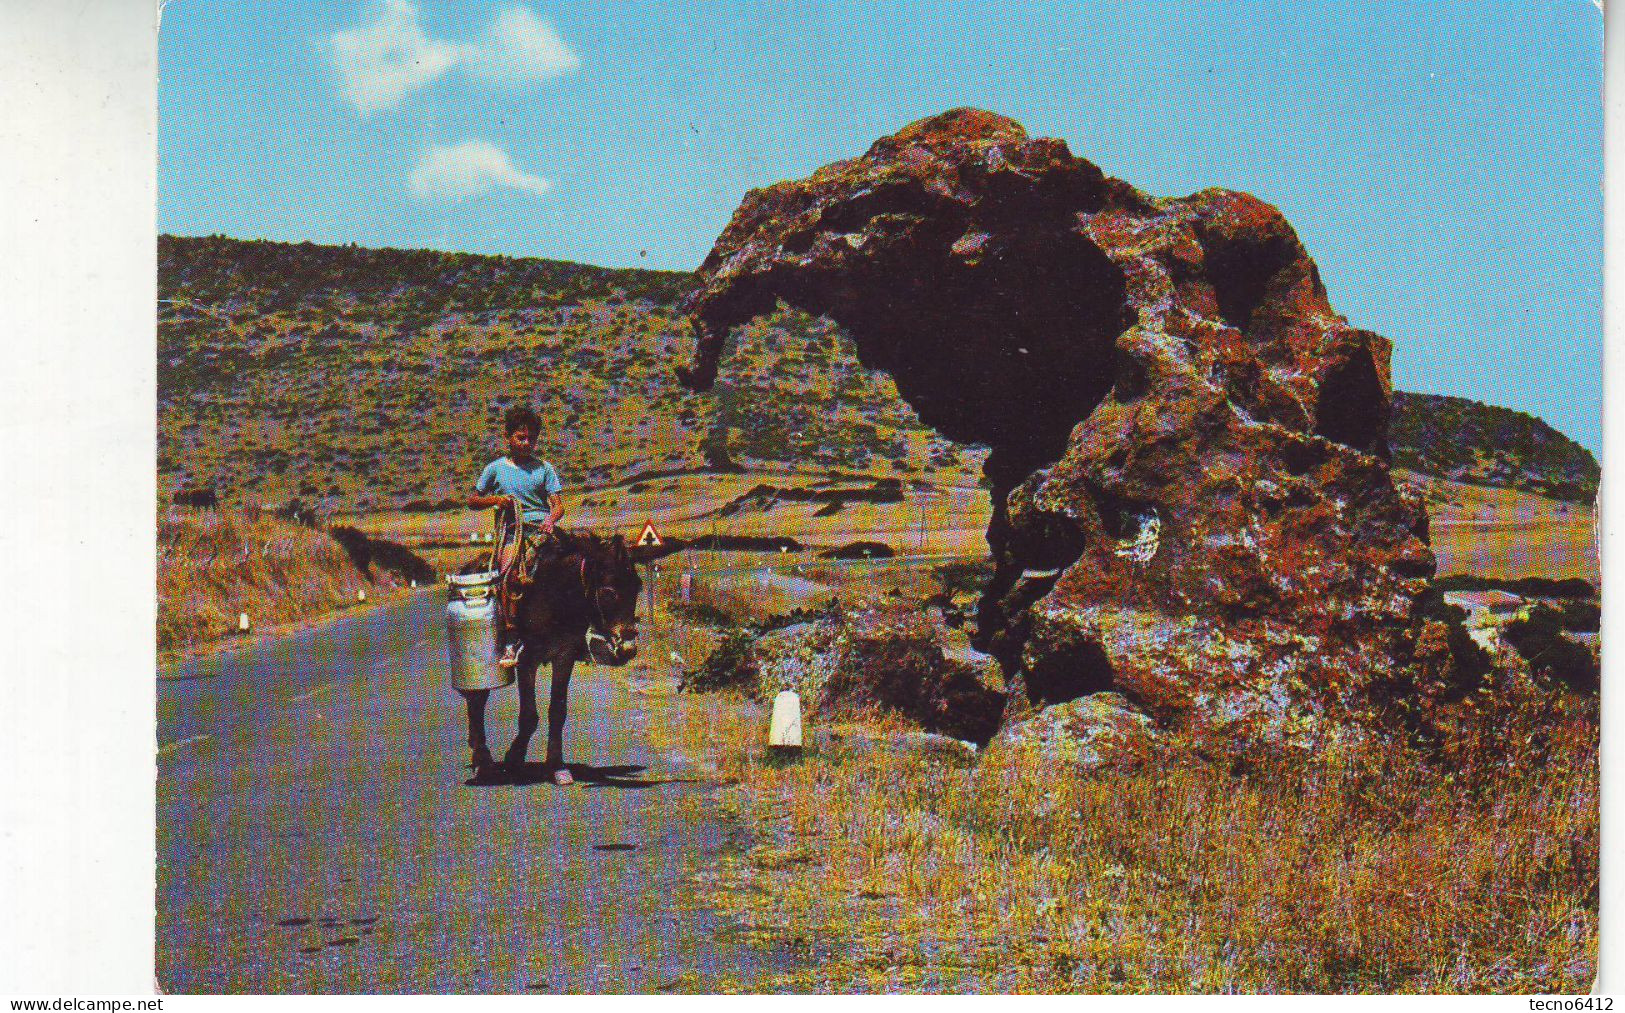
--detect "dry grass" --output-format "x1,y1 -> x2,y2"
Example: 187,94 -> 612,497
157,508 -> 402,659
652,675 -> 1597,993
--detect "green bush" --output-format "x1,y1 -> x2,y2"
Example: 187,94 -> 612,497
1503,608 -> 1599,693
679,629 -> 759,695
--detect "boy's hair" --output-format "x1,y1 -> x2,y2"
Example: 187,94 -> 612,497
503,405 -> 542,436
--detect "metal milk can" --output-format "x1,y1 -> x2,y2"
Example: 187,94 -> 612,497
445,570 -> 514,692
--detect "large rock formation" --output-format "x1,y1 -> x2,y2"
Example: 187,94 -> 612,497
679,109 -> 1480,757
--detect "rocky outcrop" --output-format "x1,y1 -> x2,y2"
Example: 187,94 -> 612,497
703,602 -> 1008,744
981,692 -> 1169,775
680,109 -> 1486,759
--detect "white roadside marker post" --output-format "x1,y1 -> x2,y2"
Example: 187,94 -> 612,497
648,564 -> 658,631
238,612 -> 250,634
768,690 -> 802,752
357,589 -> 367,603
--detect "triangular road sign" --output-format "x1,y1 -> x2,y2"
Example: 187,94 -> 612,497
636,520 -> 662,547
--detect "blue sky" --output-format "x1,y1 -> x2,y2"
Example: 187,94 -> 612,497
158,0 -> 1604,455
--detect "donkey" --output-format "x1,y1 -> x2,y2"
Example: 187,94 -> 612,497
459,530 -> 675,785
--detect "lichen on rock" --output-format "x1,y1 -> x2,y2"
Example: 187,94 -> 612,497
983,692 -> 1168,775
680,108 -> 1486,761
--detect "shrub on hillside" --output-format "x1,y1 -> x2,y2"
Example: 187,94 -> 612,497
934,559 -> 996,598
327,526 -> 436,585
1391,391 -> 1599,502
679,629 -> 759,694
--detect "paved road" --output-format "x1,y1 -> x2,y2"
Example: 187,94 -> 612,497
156,590 -> 795,993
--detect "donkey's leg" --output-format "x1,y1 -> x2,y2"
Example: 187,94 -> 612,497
502,652 -> 542,772
544,658 -> 576,784
460,689 -> 495,776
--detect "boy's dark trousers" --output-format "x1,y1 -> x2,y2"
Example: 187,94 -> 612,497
492,518 -> 555,653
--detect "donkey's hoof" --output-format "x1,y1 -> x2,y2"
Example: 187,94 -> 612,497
469,749 -> 498,782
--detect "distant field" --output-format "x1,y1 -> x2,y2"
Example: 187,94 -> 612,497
347,467 -> 982,550
1400,470 -> 1598,582
347,465 -> 1597,585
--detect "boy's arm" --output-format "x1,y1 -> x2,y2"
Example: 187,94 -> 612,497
540,493 -> 564,532
536,465 -> 564,532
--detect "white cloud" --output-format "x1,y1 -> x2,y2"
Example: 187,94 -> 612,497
407,140 -> 552,200
327,2 -> 580,114
328,0 -> 460,115
465,7 -> 581,84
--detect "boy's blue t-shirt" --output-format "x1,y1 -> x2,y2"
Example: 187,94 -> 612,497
475,457 -> 563,522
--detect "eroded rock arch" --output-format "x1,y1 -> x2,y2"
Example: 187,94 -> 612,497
679,109 -> 1465,755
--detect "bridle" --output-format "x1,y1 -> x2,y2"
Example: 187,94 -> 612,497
579,554 -> 630,658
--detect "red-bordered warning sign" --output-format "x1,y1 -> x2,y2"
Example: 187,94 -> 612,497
636,520 -> 662,547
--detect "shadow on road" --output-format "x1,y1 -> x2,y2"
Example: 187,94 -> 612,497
464,761 -> 703,790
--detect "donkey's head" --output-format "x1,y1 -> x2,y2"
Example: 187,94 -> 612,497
579,534 -> 689,665
573,535 -> 638,666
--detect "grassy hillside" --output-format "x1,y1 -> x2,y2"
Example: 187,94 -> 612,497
1391,392 -> 1598,503
158,235 -> 971,514
158,235 -> 1595,513
157,508 -> 393,658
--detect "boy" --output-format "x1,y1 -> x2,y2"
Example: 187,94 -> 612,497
468,405 -> 565,667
